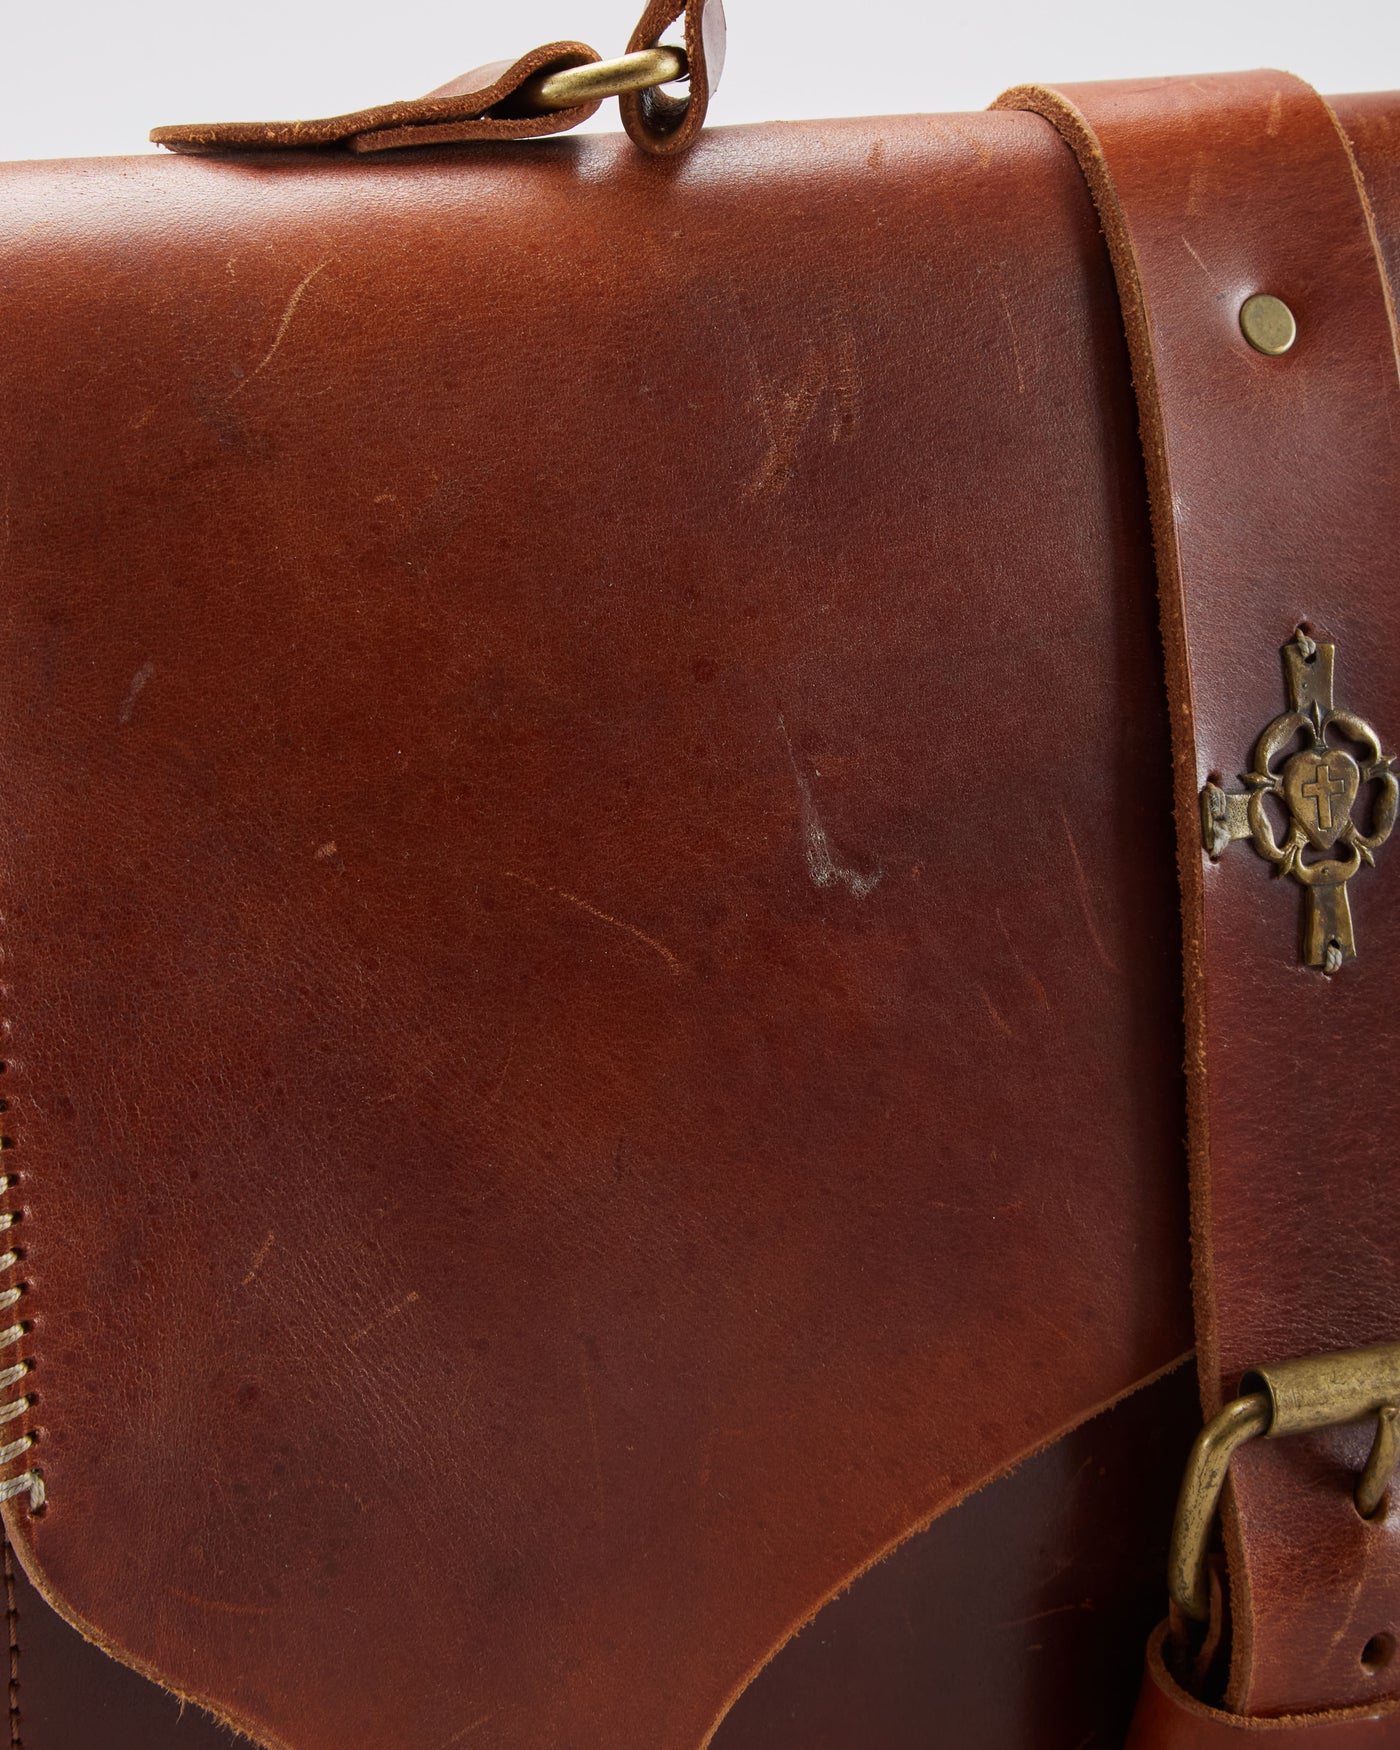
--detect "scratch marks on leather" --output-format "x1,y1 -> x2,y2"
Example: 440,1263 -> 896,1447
240,1230 -> 276,1287
1058,805 -> 1120,975
996,288 -> 1028,396
168,1588 -> 277,1618
978,989 -> 1015,1039
779,716 -> 881,899
116,659 -> 155,725
739,308 -> 859,501
436,1716 -> 496,1748
348,1290 -> 421,1349
503,872 -> 684,976
227,258 -> 332,400
1179,234 -> 1222,291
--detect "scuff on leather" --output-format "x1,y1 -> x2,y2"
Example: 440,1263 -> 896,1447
228,260 -> 331,399
778,717 -> 882,899
744,327 -> 860,501
504,872 -> 685,975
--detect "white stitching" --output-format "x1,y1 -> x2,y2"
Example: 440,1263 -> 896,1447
0,1152 -> 41,1513
0,1317 -> 38,1509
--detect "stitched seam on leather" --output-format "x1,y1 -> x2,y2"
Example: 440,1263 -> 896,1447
3,1535 -> 19,1749
0,1061 -> 41,1515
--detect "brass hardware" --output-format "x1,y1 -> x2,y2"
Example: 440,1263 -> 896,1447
1169,1341 -> 1400,1622
1169,1393 -> 1270,1623
519,48 -> 687,114
1360,1407 -> 1400,1520
1240,293 -> 1298,356
1199,630 -> 1396,970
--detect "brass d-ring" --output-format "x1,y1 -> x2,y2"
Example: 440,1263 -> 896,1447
1168,1393 -> 1270,1623
519,48 -> 688,114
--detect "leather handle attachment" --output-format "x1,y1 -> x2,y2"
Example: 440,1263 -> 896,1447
619,0 -> 726,155
152,0 -> 724,157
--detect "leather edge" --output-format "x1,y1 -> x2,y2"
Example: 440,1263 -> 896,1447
0,1503 -> 289,1750
151,43 -> 602,154
698,1351 -> 1194,1749
1127,1621 -> 1400,1740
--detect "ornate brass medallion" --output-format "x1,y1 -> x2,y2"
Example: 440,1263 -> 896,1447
1200,631 -> 1396,973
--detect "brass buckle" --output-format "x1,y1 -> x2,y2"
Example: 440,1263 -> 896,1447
1169,1340 -> 1400,1622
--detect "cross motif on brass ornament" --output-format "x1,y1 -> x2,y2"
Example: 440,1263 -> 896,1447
1200,630 -> 1397,974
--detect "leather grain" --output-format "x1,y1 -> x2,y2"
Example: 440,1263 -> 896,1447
993,73 -> 1400,1721
717,1362 -> 1200,1750
7,1365 -> 1198,1750
4,1536 -> 235,1750
1126,1626 -> 1400,1746
0,110 -> 1192,1749
0,79 -> 1397,1750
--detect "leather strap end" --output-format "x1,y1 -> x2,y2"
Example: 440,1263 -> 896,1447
151,43 -> 602,155
1126,1624 -> 1400,1744
619,0 -> 726,156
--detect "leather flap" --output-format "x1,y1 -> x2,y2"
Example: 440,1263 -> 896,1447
0,102 -> 1314,1747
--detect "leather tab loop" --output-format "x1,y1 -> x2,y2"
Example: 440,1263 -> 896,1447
619,0 -> 726,156
152,44 -> 603,155
152,0 -> 724,157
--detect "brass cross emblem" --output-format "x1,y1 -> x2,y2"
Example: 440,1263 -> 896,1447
1200,631 -> 1397,973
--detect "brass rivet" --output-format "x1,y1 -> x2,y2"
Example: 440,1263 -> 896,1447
1240,293 -> 1297,356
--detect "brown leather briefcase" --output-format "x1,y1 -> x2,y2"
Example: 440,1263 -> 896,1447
4,3 -> 1400,1744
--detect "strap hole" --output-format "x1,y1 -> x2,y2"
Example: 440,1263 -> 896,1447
1362,1633 -> 1395,1674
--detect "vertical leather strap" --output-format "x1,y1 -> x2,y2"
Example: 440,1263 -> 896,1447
992,72 -> 1400,1721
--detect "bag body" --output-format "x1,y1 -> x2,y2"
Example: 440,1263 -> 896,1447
2,14 -> 1399,1743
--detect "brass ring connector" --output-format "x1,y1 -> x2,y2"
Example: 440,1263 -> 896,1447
520,48 -> 688,114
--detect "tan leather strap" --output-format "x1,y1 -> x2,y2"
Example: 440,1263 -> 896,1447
994,72 -> 1400,1720
1127,1625 -> 1400,1745
151,0 -> 723,156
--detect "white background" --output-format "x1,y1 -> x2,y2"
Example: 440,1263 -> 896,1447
0,0 -> 1397,162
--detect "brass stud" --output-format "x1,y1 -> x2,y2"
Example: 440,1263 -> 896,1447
1240,293 -> 1297,356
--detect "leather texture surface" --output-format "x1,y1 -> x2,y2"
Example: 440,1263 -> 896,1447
6,1365 -> 1195,1750
150,43 -> 606,153
1335,93 -> 1400,296
4,1536 -> 236,1750
0,109 -> 1197,1749
995,74 -> 1400,1721
717,1361 -> 1199,1750
2,80 -> 1399,1750
1125,1626 -> 1400,1745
